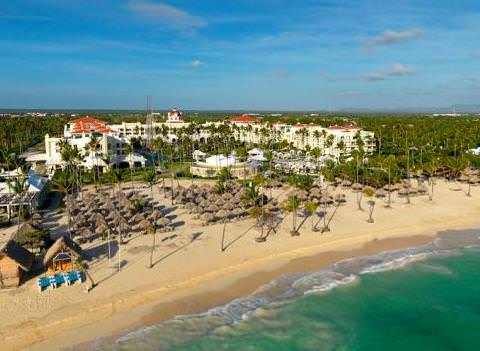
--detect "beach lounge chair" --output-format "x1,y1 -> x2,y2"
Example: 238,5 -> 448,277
37,277 -> 50,292
55,274 -> 65,287
69,270 -> 82,284
48,275 -> 57,289
63,272 -> 71,286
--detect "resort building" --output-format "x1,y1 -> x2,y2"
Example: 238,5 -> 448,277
190,154 -> 259,179
43,116 -> 146,173
35,110 -> 375,175
0,170 -> 50,220
226,117 -> 376,160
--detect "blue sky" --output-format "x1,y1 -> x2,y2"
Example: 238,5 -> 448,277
0,0 -> 479,110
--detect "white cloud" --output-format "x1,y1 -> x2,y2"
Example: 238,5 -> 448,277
364,63 -> 416,81
190,60 -> 204,68
364,29 -> 423,47
126,1 -> 206,30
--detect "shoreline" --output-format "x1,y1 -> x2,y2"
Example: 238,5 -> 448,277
1,179 -> 479,351
34,223 -> 478,351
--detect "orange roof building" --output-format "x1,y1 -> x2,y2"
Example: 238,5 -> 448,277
65,117 -> 113,135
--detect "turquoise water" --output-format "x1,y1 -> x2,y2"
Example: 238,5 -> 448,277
98,230 -> 480,351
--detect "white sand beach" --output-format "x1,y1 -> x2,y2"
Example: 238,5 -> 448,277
0,179 -> 479,351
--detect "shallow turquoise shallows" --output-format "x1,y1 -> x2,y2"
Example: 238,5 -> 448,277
99,230 -> 480,351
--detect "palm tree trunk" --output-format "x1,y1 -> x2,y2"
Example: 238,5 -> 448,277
221,219 -> 226,252
149,232 -> 156,268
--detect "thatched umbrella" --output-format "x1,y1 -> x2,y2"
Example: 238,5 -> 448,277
265,202 -> 277,212
309,187 -> 322,199
319,196 -> 331,205
468,176 -> 480,184
31,212 -> 42,221
184,202 -> 194,211
199,199 -> 210,209
201,213 -> 215,225
297,190 -> 308,201
206,204 -> 219,213
335,193 -> 347,203
224,201 -> 235,211
215,198 -> 225,207
222,192 -> 233,201
464,167 -> 479,176
398,188 -> 409,197
215,209 -> 229,220
341,180 -> 352,188
233,207 -> 245,217
375,189 -> 387,198
95,222 -> 109,235
157,217 -> 171,229
78,227 -> 94,240
117,220 -> 129,234
137,219 -> 151,232
391,183 -> 402,191
130,213 -> 146,225
352,183 -> 363,191
417,184 -> 428,194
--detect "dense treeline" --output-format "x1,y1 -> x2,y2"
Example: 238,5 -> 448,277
0,115 -> 69,153
1,113 -> 479,185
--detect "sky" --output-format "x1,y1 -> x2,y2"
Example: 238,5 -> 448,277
0,0 -> 479,110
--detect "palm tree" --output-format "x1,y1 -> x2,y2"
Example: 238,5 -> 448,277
85,135 -> 100,185
147,225 -> 157,268
363,187 -> 376,223
304,202 -> 319,232
236,146 -> 247,185
109,167 -> 124,194
125,142 -> 135,190
242,185 -> 260,207
143,168 -> 157,193
76,261 -> 96,291
424,160 -> 437,201
286,195 -> 300,236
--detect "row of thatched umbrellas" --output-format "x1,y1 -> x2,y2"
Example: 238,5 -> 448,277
66,190 -> 173,242
165,181 -> 282,226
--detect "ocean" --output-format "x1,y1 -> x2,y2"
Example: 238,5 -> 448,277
95,229 -> 480,351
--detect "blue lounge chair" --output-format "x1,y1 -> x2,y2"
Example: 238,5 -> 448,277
63,272 -> 71,286
69,270 -> 82,283
48,275 -> 57,289
54,274 -> 65,286
37,277 -> 50,292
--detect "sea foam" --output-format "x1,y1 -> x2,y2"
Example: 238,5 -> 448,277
101,229 -> 480,351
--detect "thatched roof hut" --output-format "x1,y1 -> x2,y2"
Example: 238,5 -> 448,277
0,240 -> 35,288
43,236 -> 84,274
13,222 -> 49,252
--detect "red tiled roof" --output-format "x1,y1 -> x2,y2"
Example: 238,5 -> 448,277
68,116 -> 111,134
227,115 -> 260,124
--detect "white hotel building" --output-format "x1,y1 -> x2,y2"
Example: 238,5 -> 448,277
225,116 -> 376,160
40,109 -> 375,172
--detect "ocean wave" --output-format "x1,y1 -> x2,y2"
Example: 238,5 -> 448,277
105,229 -> 480,351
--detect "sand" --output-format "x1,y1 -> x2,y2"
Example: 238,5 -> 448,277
0,179 -> 479,351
